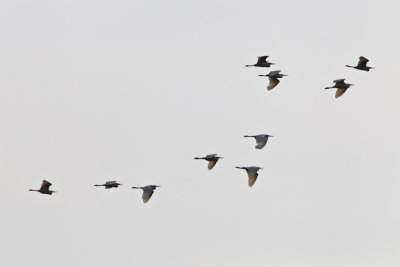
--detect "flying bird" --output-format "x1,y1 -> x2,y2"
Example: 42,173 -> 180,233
235,166 -> 263,187
258,70 -> 287,90
194,154 -> 223,170
29,180 -> 56,195
325,79 -> 354,98
346,56 -> 373,71
245,56 -> 275,67
132,185 -> 160,203
94,181 -> 122,189
244,134 -> 273,149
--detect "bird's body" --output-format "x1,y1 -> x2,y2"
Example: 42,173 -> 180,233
132,185 -> 160,203
346,56 -> 373,71
245,56 -> 275,67
29,180 -> 56,195
94,181 -> 122,189
244,134 -> 273,149
325,79 -> 354,98
258,70 -> 287,90
235,166 -> 263,187
194,154 -> 223,170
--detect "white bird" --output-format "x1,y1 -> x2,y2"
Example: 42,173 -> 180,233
29,180 -> 56,195
325,79 -> 354,98
244,134 -> 273,149
194,154 -> 223,170
258,70 -> 287,90
132,185 -> 160,203
235,166 -> 263,187
346,56 -> 373,71
94,181 -> 122,189
245,56 -> 275,67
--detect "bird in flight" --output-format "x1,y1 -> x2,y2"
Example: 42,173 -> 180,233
29,180 -> 56,195
245,56 -> 275,67
94,181 -> 122,189
194,154 -> 224,170
346,56 -> 373,71
132,185 -> 160,203
258,70 -> 287,90
325,79 -> 354,98
235,166 -> 263,187
244,134 -> 273,149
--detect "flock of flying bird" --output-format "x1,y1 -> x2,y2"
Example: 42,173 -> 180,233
29,55 -> 373,203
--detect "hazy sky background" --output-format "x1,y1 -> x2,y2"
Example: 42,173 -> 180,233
1,0 -> 399,266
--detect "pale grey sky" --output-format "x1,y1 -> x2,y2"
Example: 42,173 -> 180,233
0,0 -> 399,266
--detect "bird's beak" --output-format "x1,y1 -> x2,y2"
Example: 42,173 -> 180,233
270,63 -> 276,65
258,75 -> 266,77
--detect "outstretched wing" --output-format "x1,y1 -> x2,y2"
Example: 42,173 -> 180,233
255,139 -> 267,149
358,56 -> 369,67
208,160 -> 217,170
268,70 -> 281,77
247,172 -> 259,187
333,78 -> 346,85
142,190 -> 154,203
267,77 -> 280,90
335,88 -> 347,98
257,56 -> 268,64
40,180 -> 52,191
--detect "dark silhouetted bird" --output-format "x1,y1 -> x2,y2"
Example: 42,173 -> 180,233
29,180 -> 56,195
258,70 -> 287,90
325,79 -> 354,98
194,154 -> 223,170
245,56 -> 275,67
346,56 -> 373,71
94,181 -> 122,189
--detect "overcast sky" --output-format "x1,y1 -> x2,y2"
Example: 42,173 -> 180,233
1,0 -> 399,266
